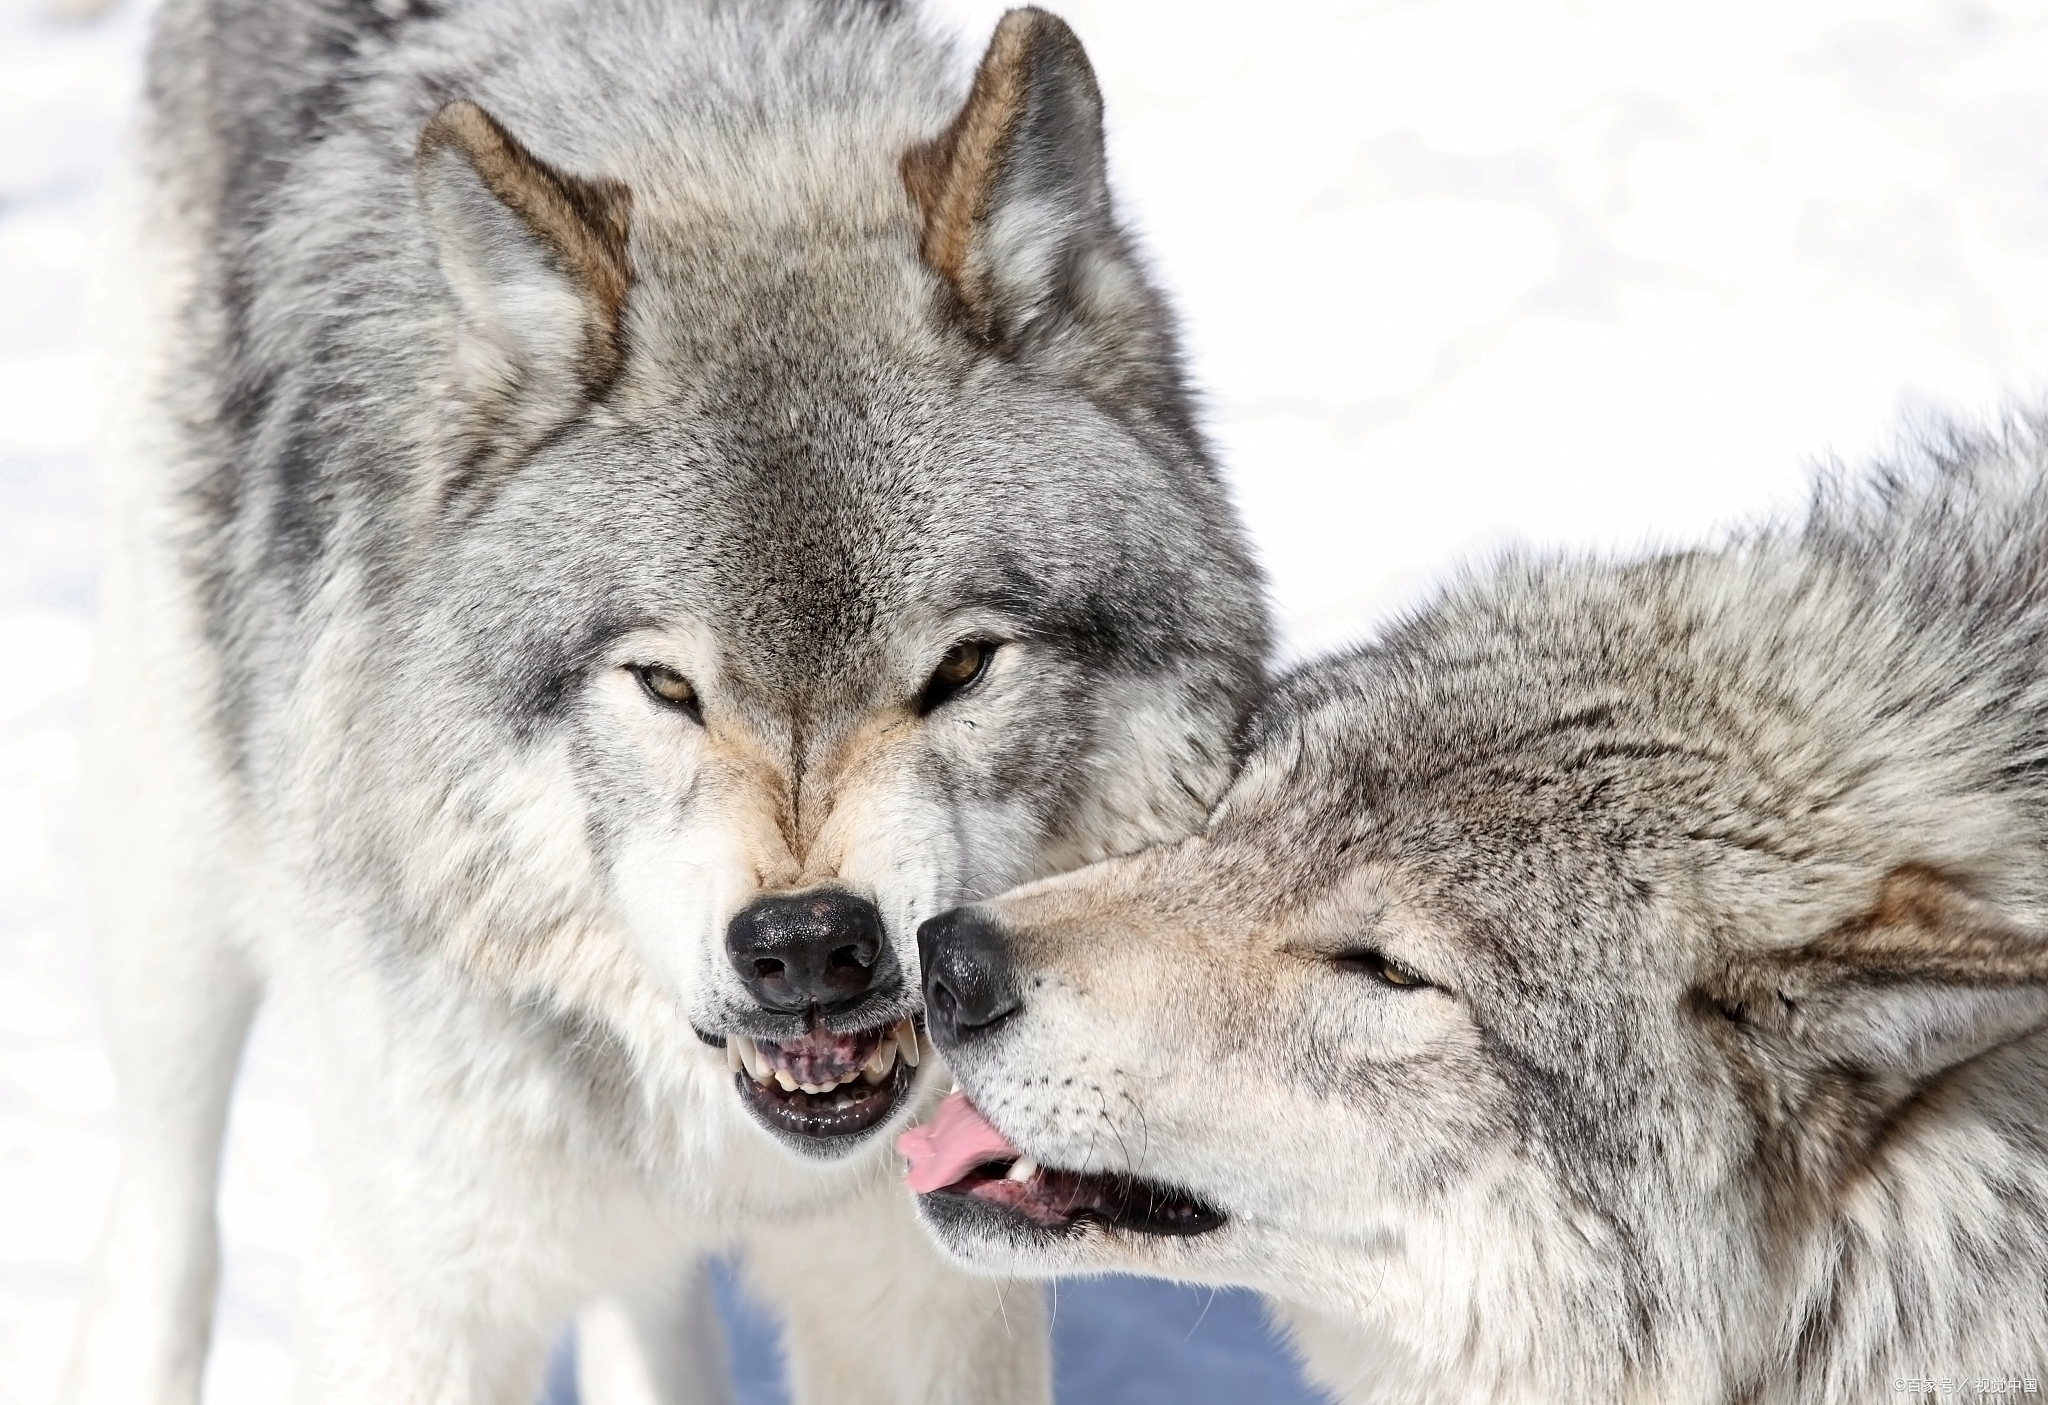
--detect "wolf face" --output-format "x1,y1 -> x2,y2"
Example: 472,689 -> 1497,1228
911,444 -> 2048,1400
197,4 -> 1265,1164
436,360 -> 1259,1158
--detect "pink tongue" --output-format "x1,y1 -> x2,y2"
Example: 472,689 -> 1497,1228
898,1092 -> 1021,1193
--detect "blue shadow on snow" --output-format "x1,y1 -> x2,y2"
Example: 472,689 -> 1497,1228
537,1260 -> 1328,1404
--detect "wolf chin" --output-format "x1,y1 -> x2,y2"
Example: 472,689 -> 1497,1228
61,0 -> 1268,1400
914,419 -> 2048,1404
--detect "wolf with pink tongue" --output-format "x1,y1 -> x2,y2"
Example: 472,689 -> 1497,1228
911,435 -> 2048,1404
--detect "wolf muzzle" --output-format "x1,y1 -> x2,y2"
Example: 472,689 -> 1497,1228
918,907 -> 1023,1046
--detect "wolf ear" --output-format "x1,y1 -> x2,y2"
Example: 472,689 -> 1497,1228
1703,866 -> 2048,1178
416,101 -> 632,499
903,7 -> 1179,415
903,8 -> 1107,344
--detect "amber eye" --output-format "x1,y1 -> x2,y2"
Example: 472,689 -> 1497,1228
918,640 -> 994,714
630,664 -> 704,724
1333,949 -> 1431,990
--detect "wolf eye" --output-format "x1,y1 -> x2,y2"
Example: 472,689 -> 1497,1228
1333,949 -> 1431,990
630,664 -> 704,724
918,640 -> 995,714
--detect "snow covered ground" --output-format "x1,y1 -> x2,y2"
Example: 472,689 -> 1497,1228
8,0 -> 2048,1400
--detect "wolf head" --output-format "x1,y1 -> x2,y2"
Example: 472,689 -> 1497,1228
912,452 -> 2048,1398
323,6 -> 1265,1162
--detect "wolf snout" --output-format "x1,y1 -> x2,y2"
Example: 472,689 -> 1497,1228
726,888 -> 892,1013
919,908 -> 1022,1044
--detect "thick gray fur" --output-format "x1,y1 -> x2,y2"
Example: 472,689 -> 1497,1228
926,416 -> 2048,1403
64,0 -> 1268,1401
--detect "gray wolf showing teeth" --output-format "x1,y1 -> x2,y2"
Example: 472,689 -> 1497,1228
911,421 -> 2048,1404
61,0 -> 1267,1399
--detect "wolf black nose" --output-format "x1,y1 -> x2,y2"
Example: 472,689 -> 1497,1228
919,907 -> 1021,1045
726,889 -> 888,1013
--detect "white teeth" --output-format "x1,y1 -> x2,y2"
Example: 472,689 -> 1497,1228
1006,1157 -> 1039,1183
743,1027 -> 918,1096
732,1035 -> 769,1083
861,1038 -> 899,1085
724,1041 -> 742,1074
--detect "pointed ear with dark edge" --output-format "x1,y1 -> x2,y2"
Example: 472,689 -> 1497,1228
416,100 -> 632,503
1699,865 -> 2048,1183
902,8 -> 1118,348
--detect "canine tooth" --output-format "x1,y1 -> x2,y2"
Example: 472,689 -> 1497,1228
733,1036 -> 768,1082
724,1041 -> 742,1074
774,1070 -> 798,1092
852,1031 -> 902,1086
895,1019 -> 921,1068
1006,1157 -> 1039,1183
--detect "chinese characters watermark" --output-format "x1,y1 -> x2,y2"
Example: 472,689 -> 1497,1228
1894,1377 -> 2040,1397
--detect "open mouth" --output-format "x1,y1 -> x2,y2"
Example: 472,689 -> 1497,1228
900,1092 -> 1224,1238
722,1016 -> 922,1149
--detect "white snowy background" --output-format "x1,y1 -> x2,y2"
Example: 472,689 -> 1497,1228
8,0 -> 2048,1399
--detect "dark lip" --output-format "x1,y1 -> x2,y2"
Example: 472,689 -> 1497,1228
735,1057 -> 918,1158
694,992 -> 921,1045
697,1003 -> 925,1156
918,1159 -> 1226,1239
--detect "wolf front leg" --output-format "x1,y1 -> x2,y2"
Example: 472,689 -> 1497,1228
60,496 -> 264,1403
59,885 -> 261,1405
576,1258 -> 736,1405
741,1177 -> 1051,1405
291,1224 -> 561,1405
